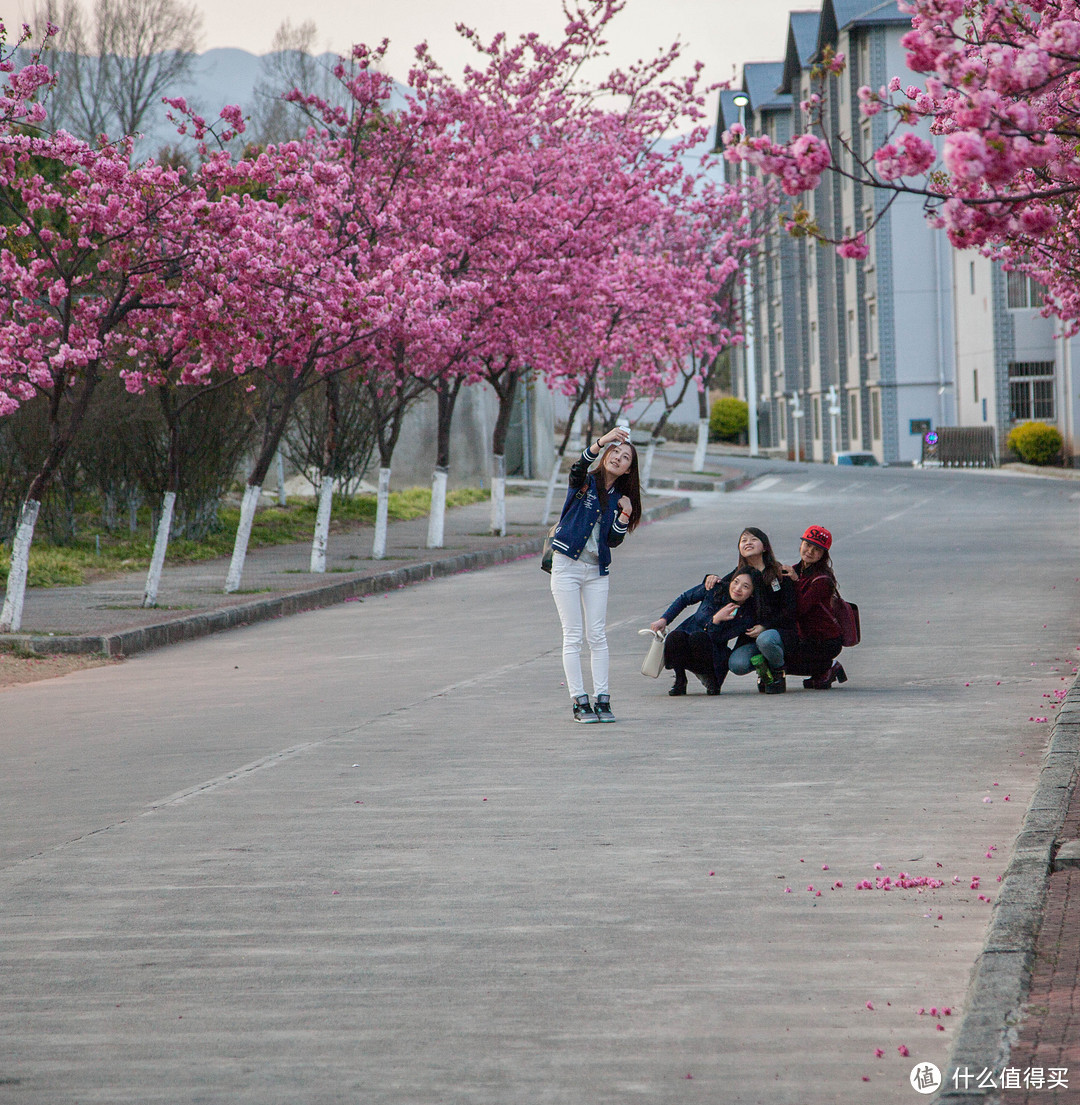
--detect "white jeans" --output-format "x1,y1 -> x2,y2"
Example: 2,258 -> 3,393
550,552 -> 610,700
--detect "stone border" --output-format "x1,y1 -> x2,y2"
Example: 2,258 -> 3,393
8,497 -> 691,659
935,678 -> 1080,1103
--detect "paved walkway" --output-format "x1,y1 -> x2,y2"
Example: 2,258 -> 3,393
4,448 -> 1080,1103
3,450 -> 746,655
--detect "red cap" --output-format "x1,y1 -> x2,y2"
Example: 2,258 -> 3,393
802,525 -> 832,551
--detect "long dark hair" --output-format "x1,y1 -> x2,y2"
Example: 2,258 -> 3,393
597,445 -> 642,531
796,548 -> 837,586
725,565 -> 762,621
738,526 -> 781,585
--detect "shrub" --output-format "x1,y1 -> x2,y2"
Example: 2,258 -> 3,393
1006,421 -> 1063,466
709,397 -> 749,442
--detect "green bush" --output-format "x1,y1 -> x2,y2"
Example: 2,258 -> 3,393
709,397 -> 749,442
1006,421 -> 1063,465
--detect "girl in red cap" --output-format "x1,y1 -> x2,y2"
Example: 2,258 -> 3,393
781,526 -> 848,689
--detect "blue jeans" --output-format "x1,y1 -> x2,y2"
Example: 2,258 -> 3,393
729,629 -> 785,675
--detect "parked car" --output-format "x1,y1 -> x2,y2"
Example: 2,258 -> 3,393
834,451 -> 880,466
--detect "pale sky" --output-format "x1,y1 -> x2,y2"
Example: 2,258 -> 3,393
14,0 -> 808,128
193,0 -> 805,120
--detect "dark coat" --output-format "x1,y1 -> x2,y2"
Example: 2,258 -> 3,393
549,447 -> 629,577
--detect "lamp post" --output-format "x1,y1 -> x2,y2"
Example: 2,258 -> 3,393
826,384 -> 841,461
732,92 -> 759,457
790,391 -> 803,462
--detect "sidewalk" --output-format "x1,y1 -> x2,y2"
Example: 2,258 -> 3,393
1,450 -> 746,657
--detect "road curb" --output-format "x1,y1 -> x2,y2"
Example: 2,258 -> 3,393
11,496 -> 692,659
935,679 -> 1080,1103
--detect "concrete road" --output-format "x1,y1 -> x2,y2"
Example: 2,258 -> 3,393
1,463 -> 1078,1104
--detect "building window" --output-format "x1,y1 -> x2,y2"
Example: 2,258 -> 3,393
871,391 -> 882,440
849,393 -> 859,438
810,320 -> 818,366
973,369 -> 979,403
813,396 -> 821,440
866,301 -> 877,356
847,309 -> 855,354
1008,361 -> 1055,421
1006,270 -> 1044,309
969,261 -> 976,295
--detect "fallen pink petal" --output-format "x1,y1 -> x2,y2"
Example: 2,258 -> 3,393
898,1045 -> 910,1057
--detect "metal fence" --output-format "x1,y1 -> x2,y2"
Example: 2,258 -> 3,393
922,427 -> 997,468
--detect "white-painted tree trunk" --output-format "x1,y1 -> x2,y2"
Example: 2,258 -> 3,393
641,440 -> 659,493
372,467 -> 391,560
0,499 -> 41,633
692,418 -> 710,472
541,455 -> 562,523
224,484 -> 261,593
490,453 -> 506,536
426,467 -> 448,549
142,491 -> 176,607
309,476 -> 334,573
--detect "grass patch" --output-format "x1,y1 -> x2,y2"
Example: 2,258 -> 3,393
1,486 -> 491,590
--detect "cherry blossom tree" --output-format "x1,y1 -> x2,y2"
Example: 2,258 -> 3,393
0,126 -> 203,630
723,0 -> 1080,326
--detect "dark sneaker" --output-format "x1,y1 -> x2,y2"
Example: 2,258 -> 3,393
703,675 -> 722,696
573,695 -> 599,723
594,694 -> 616,722
764,673 -> 787,694
803,674 -> 831,690
668,673 -> 688,696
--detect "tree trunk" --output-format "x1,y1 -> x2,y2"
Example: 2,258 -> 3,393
693,418 -> 710,473
488,367 -> 519,537
426,466 -> 449,548
142,491 -> 176,607
372,467 -> 392,560
224,484 -> 261,593
490,453 -> 507,536
541,452 -> 564,524
309,476 -> 334,573
0,500 -> 42,633
310,378 -> 339,572
641,439 -> 659,493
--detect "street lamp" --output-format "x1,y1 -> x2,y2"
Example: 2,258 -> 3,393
732,92 -> 759,457
789,391 -> 804,462
826,384 -> 841,461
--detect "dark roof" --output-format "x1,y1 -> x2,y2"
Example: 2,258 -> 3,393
714,89 -> 745,143
781,10 -> 821,94
744,61 -> 790,111
821,0 -> 912,45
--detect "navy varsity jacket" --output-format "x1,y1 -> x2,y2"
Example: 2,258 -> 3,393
549,445 -> 629,576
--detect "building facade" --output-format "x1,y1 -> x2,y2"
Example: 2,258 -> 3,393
718,0 -> 1080,466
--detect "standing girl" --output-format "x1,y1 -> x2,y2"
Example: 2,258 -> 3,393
549,427 -> 642,723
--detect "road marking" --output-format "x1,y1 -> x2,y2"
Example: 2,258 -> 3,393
848,494 -> 947,538
747,477 -> 782,491
840,482 -> 863,493
794,481 -> 821,493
